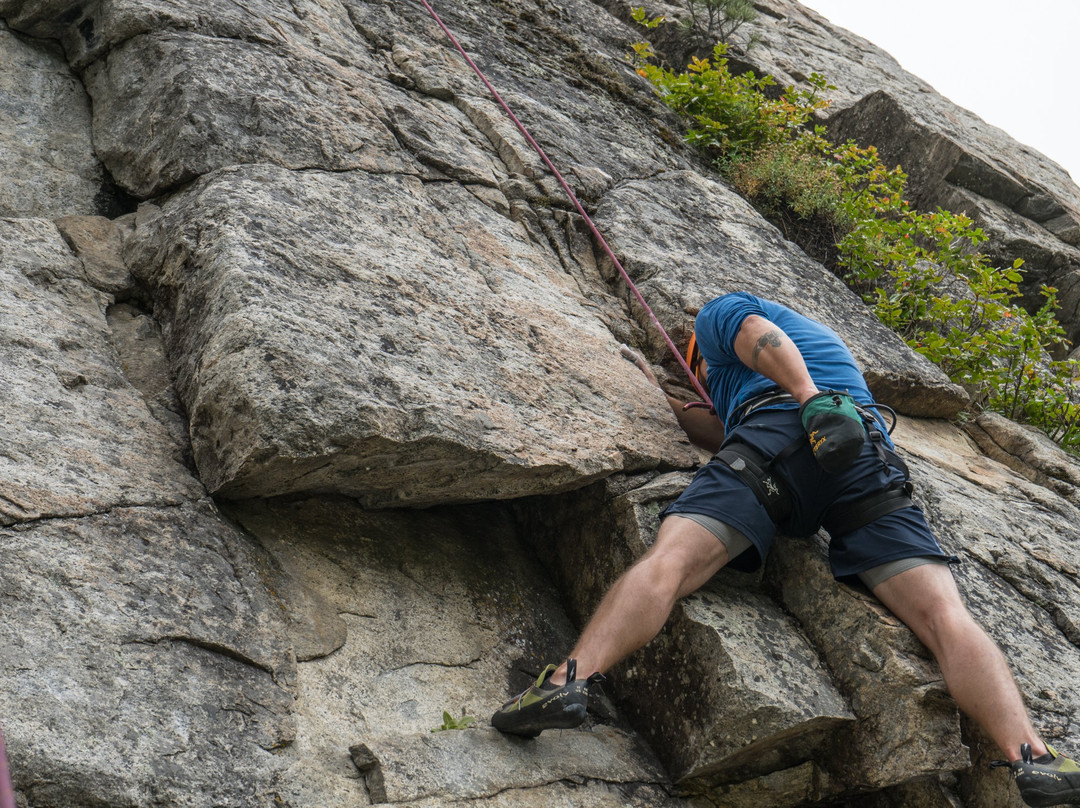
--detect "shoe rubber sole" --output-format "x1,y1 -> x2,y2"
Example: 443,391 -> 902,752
1016,790 -> 1080,807
1016,774 -> 1080,807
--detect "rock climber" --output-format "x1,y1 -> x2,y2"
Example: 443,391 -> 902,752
491,291 -> 1080,807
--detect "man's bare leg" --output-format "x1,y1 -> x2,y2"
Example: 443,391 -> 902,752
872,563 -> 1046,761
548,516 -> 730,686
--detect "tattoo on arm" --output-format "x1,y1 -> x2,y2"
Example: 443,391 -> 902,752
751,330 -> 783,370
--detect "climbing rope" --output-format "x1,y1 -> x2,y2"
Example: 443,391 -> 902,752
416,0 -> 713,410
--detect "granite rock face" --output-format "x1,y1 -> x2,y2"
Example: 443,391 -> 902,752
0,22 -> 105,218
2,0 -> 1079,806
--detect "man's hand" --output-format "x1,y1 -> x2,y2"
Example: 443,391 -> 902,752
799,391 -> 866,473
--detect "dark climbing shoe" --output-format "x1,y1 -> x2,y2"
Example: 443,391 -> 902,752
491,659 -> 595,738
995,743 -> 1080,806
799,390 -> 866,473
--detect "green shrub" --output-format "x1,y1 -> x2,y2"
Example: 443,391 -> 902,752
631,43 -> 830,164
632,0 -> 758,49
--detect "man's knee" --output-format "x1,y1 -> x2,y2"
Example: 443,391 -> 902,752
646,516 -> 733,596
872,562 -> 975,644
915,596 -> 977,640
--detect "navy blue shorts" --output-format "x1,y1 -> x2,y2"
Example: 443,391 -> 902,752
662,409 -> 950,581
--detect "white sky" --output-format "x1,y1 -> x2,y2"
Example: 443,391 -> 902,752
799,0 -> 1080,187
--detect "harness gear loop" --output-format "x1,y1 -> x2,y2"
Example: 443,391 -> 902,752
417,0 -> 712,409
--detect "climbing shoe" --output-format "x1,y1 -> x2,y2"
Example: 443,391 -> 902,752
994,743 -> 1080,806
799,390 -> 866,473
491,658 -> 597,738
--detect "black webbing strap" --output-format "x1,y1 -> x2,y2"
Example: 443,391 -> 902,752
821,482 -> 914,536
715,441 -> 795,524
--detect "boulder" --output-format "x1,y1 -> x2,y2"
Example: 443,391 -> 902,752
823,91 -> 1080,342
126,164 -> 692,504
85,31 -> 412,198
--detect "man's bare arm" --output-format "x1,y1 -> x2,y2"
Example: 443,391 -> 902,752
732,315 -> 820,405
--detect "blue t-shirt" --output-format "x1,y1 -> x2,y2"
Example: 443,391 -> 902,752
695,292 -> 874,427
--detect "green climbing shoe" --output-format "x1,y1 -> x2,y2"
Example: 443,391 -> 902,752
1000,743 -> 1080,807
491,659 -> 593,738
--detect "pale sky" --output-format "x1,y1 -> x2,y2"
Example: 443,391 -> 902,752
799,0 -> 1080,188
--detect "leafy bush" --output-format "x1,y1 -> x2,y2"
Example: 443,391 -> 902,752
631,43 -> 829,164
630,26 -> 1080,452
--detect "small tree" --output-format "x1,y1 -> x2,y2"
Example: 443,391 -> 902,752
683,0 -> 758,47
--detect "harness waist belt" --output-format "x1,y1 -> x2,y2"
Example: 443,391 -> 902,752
733,390 -> 797,425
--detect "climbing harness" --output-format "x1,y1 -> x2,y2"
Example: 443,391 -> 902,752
417,0 -> 712,409
715,439 -> 798,524
717,398 -> 914,535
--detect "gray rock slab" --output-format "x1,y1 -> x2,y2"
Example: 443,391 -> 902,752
355,727 -> 666,804
515,473 -> 855,786
0,501 -> 297,808
0,22 -> 104,217
935,185 -> 1080,346
373,7 -> 691,191
127,164 -> 692,504
965,412 -> 1080,509
0,218 -> 202,525
224,495 -> 690,808
0,0 -> 375,70
55,214 -> 135,295
821,89 -> 1080,248
592,169 -> 968,417
824,91 -> 1080,339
